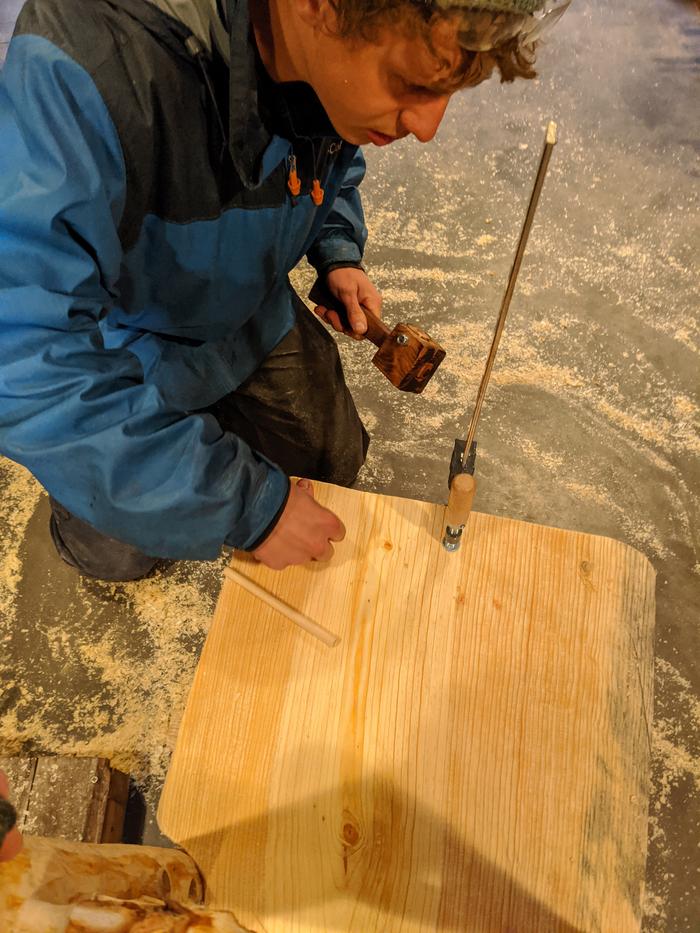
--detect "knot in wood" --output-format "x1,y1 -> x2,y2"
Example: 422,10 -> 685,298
339,809 -> 363,852
342,822 -> 360,846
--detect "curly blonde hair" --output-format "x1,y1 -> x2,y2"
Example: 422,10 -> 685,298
328,0 -> 538,87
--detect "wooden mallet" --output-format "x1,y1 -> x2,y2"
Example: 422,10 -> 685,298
309,279 -> 445,394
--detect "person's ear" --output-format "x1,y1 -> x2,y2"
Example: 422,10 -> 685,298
293,0 -> 338,35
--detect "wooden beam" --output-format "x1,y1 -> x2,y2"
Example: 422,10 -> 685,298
0,756 -> 129,844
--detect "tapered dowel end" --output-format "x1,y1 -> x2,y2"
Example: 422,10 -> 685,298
442,474 -> 477,552
546,121 -> 557,146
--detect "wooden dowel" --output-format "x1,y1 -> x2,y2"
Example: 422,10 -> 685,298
224,566 -> 340,648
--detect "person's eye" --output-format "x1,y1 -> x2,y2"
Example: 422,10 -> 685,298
404,80 -> 441,98
390,73 -> 443,100
391,74 -> 420,93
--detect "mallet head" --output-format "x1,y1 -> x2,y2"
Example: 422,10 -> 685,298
309,279 -> 446,394
372,323 -> 446,393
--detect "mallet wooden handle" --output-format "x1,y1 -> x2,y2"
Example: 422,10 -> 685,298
354,306 -> 390,348
309,279 -> 390,347
445,473 -> 477,531
224,566 -> 340,648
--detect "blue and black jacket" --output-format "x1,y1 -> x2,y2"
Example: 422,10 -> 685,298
0,0 -> 367,558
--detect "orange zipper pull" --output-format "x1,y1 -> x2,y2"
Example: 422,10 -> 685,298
311,178 -> 324,205
287,155 -> 301,197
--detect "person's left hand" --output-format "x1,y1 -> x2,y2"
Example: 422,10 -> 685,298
0,770 -> 23,862
314,267 -> 382,341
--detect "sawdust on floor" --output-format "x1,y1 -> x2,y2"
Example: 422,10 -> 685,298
0,455 -> 228,806
0,459 -> 43,624
643,658 -> 700,931
317,246 -> 697,568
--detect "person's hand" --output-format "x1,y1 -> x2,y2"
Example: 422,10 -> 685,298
253,479 -> 346,570
0,770 -> 22,862
314,267 -> 382,340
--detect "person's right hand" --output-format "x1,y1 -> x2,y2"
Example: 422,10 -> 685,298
0,771 -> 22,863
253,479 -> 345,570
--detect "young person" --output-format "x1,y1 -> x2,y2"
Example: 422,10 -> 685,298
0,0 -> 568,580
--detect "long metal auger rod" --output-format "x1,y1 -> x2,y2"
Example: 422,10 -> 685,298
460,120 -> 558,466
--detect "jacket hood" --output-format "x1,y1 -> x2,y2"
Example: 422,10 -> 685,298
147,0 -> 230,60
142,0 -> 339,188
226,0 -> 276,186
145,0 -> 267,185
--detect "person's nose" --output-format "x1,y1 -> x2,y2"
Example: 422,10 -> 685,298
399,95 -> 450,143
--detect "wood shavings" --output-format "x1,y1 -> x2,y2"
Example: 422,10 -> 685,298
0,460 -> 43,623
0,462 -> 228,811
644,659 -> 700,931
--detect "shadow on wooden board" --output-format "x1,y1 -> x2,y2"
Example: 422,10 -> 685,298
179,775 -> 594,932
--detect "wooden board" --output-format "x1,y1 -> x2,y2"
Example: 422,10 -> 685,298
0,756 -> 129,843
158,482 -> 655,932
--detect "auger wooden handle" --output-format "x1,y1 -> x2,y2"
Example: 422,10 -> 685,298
445,473 -> 477,531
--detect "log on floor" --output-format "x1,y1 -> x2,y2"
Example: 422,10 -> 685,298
0,835 -> 252,931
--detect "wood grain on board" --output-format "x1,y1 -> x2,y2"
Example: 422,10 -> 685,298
159,482 -> 655,933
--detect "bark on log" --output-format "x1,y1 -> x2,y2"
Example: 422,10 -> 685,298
0,836 -> 249,932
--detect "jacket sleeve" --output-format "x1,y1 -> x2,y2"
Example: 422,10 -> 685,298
305,147 -> 368,275
0,35 -> 289,559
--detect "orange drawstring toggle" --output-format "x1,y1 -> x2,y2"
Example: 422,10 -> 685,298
287,155 -> 301,197
311,179 -> 324,206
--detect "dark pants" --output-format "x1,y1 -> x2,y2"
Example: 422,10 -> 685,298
49,301 -> 369,582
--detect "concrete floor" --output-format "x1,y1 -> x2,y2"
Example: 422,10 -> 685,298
0,0 -> 698,929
